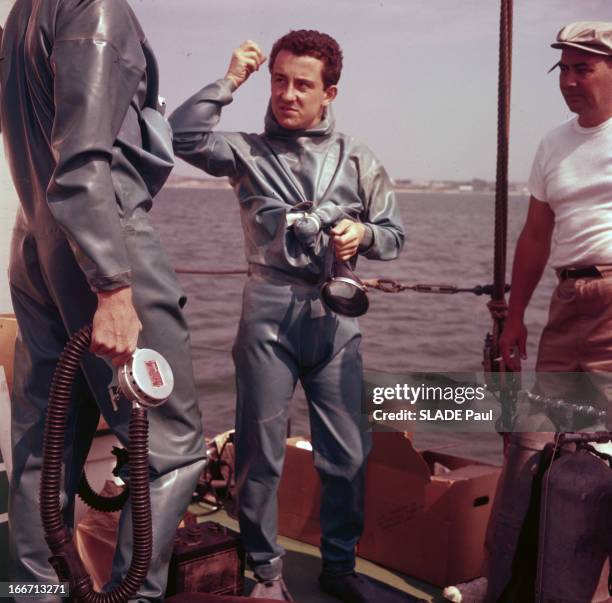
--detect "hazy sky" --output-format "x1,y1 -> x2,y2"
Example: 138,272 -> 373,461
3,0 -> 612,181
127,0 -> 612,182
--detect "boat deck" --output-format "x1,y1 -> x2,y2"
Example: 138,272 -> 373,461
188,503 -> 444,603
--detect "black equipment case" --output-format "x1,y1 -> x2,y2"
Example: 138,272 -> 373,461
166,521 -> 245,597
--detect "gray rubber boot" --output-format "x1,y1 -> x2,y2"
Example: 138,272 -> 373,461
249,577 -> 295,601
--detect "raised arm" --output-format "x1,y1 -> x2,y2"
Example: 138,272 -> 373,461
169,41 -> 266,177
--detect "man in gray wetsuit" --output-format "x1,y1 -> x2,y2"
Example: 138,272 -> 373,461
169,31 -> 404,603
0,1 -> 206,601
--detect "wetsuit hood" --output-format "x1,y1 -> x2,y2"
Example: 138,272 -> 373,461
264,102 -> 335,138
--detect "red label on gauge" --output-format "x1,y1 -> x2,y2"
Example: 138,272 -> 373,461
145,360 -> 164,388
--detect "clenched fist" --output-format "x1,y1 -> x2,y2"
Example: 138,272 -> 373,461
225,40 -> 267,90
331,219 -> 368,261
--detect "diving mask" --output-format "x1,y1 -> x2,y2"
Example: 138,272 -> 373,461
320,242 -> 369,317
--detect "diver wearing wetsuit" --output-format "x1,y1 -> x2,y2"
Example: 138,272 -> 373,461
170,31 -> 404,603
0,1 -> 205,601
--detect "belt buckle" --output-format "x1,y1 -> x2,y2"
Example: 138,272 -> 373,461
579,266 -> 601,279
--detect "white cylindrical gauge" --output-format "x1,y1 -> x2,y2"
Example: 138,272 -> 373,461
117,348 -> 174,407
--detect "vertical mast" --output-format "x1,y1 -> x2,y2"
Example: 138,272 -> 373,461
493,0 -> 513,304
486,0 -> 516,431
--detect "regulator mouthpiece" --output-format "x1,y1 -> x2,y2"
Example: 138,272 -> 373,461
117,348 -> 174,407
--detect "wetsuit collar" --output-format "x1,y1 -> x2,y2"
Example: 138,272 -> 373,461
264,103 -> 335,138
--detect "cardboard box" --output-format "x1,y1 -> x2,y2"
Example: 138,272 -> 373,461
0,316 -> 17,479
277,437 -> 322,547
75,480 -> 123,589
359,431 -> 500,587
0,368 -> 12,478
276,432 -> 415,549
277,432 -> 501,587
0,314 -> 17,393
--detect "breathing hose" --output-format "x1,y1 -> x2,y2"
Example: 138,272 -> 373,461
78,466 -> 129,513
78,439 -> 131,513
40,325 -> 153,603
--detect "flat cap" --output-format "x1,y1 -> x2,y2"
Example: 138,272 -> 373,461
551,21 -> 612,56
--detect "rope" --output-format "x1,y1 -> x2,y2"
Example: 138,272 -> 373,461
485,0 -> 516,432
493,0 -> 513,306
487,298 -> 509,320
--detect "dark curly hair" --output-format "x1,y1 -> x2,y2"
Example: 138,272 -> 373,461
269,30 -> 343,89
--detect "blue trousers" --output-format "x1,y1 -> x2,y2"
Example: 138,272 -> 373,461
233,271 -> 371,580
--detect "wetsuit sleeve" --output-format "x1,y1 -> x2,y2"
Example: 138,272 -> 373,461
169,79 -> 242,178
358,151 -> 405,260
46,0 -> 146,292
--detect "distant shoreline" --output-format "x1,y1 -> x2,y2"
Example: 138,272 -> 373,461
165,179 -> 529,197
392,189 -> 529,197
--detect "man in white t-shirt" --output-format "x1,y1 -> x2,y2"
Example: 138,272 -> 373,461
444,21 -> 612,603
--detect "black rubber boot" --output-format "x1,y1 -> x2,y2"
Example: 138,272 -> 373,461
320,572 -> 430,603
319,572 -> 379,603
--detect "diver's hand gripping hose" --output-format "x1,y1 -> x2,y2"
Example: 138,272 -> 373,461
40,325 -> 153,603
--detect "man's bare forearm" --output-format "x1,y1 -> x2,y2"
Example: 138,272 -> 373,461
507,231 -> 551,322
499,198 -> 554,369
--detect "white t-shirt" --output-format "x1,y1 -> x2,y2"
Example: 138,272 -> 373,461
528,115 -> 612,268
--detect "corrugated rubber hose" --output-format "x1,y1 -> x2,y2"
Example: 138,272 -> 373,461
40,324 -> 153,603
